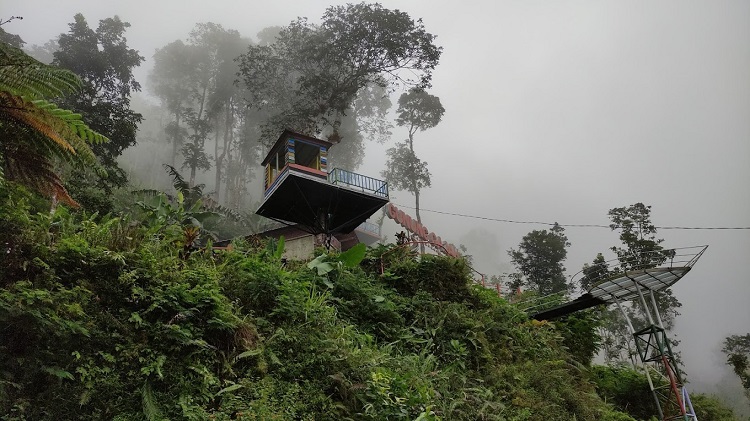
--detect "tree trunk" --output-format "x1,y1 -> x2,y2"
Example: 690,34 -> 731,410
172,110 -> 180,166
415,188 -> 425,254
224,158 -> 232,208
214,104 -> 233,203
214,122 -> 222,202
189,85 -> 209,187
407,129 -> 425,254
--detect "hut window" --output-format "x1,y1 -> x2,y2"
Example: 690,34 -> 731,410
295,141 -> 321,170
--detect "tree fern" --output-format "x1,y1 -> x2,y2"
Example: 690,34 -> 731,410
0,42 -> 80,98
0,41 -> 107,206
0,132 -> 75,206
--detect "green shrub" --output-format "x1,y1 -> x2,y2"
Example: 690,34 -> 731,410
0,189 -> 682,420
590,364 -> 660,420
690,393 -> 739,421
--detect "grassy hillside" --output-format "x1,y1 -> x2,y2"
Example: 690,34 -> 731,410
0,181 -> 733,420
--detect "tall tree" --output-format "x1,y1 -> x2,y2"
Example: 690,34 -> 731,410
222,106 -> 264,209
723,334 -> 750,395
150,23 -> 248,190
609,203 -> 681,329
508,223 -> 571,296
381,141 -> 431,240
609,203 -> 675,271
197,24 -> 247,198
578,203 -> 682,365
53,13 -> 143,186
149,40 -> 198,166
0,41 -> 105,206
238,3 -> 441,148
383,88 -> 444,229
578,253 -> 610,292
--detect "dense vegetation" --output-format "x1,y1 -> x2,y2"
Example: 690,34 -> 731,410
1,179 -> 741,420
0,179 -> 631,420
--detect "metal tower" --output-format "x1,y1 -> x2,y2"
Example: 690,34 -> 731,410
531,246 -> 707,421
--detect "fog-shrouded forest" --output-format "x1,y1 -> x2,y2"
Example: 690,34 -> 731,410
2,1 -> 749,419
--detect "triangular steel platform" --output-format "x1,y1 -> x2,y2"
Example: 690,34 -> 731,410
526,246 -> 707,421
256,166 -> 388,235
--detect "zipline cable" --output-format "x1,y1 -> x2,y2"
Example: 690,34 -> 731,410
392,203 -> 750,230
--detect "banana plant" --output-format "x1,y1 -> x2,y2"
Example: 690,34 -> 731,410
308,243 -> 367,277
134,166 -> 235,253
136,190 -> 221,253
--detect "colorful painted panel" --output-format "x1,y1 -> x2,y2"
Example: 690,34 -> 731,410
320,147 -> 327,172
287,139 -> 295,164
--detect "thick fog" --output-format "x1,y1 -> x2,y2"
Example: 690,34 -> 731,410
10,0 -> 750,411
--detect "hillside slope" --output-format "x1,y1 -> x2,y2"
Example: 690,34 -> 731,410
2,182 -> 639,420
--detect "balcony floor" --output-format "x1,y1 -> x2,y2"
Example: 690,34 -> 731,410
257,169 -> 388,234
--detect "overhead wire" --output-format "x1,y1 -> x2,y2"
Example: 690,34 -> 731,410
392,203 -> 750,231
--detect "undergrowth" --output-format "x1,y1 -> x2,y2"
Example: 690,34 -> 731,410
2,180 -> 723,420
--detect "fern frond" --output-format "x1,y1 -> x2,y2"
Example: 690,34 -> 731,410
0,42 -> 109,207
0,134 -> 79,207
0,94 -> 105,208
1,93 -> 76,154
0,92 -> 105,165
141,382 -> 164,421
0,42 -> 81,98
30,97 -> 108,145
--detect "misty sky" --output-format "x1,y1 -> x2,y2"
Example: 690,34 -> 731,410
8,0 -> 750,401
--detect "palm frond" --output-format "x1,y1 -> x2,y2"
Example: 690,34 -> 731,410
202,199 -> 245,223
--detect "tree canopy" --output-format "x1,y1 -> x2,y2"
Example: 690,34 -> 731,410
237,2 -> 442,144
53,13 -> 143,186
723,333 -> 750,393
509,223 -> 571,296
608,203 -> 674,270
396,88 -> 445,138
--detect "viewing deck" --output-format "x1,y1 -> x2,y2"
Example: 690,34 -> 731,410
328,168 -> 389,199
264,165 -> 389,201
257,130 -> 389,235
257,164 -> 389,235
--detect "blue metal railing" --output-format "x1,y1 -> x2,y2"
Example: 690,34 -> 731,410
328,168 -> 389,198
